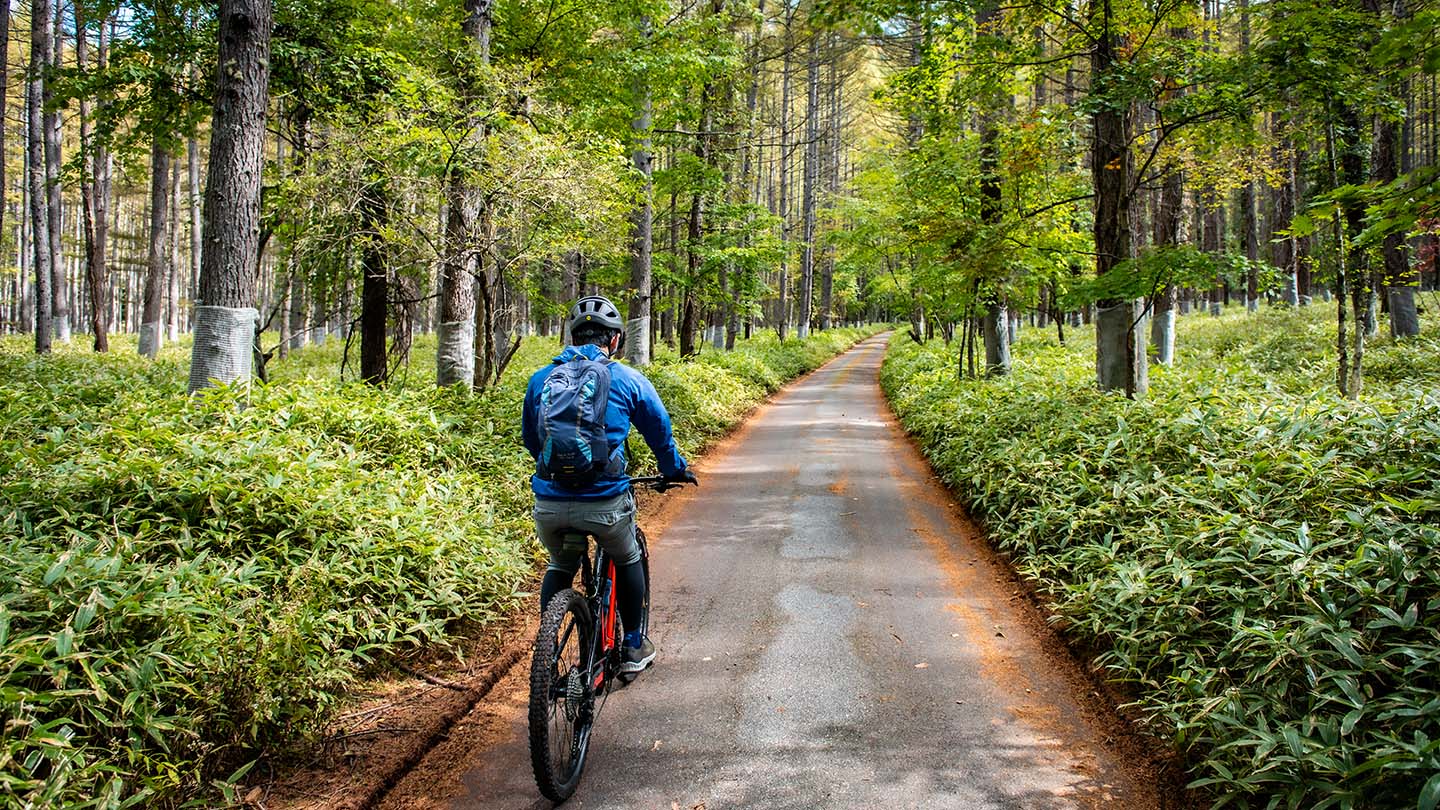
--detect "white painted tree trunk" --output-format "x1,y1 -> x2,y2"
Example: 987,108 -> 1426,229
626,21 -> 653,367
187,0 -> 270,394
27,5 -> 52,353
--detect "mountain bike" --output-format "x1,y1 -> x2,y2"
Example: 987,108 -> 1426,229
528,475 -> 691,803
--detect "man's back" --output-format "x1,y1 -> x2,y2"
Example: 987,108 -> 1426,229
522,343 -> 688,501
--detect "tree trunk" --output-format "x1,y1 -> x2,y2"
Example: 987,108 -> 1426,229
46,2 -> 67,343
187,0 -> 271,394
798,29 -> 819,340
1150,157 -> 1185,366
1239,0 -> 1259,313
140,141 -> 172,358
96,19 -> 114,338
977,2 -> 1010,376
776,7 -> 794,340
730,0 -> 767,350
0,5 -> 7,333
1203,198 -> 1223,316
626,19 -> 654,366
819,31 -> 839,331
167,151 -> 183,341
1274,115 -> 1299,307
77,5 -> 109,352
1240,183 -> 1259,311
188,132 -> 201,328
1090,0 -> 1145,397
436,0 -> 492,386
1373,113 -> 1419,336
359,174 -> 389,386
28,0 -> 52,354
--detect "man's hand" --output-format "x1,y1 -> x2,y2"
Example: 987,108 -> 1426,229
669,469 -> 699,486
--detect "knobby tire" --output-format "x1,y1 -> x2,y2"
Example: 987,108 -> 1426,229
529,588 -> 594,803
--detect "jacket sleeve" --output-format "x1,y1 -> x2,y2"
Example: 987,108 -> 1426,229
630,372 -> 688,478
522,373 -> 542,460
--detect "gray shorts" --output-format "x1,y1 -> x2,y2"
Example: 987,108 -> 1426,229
532,492 -> 640,574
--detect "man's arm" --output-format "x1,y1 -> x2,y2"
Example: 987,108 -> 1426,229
630,373 -> 688,479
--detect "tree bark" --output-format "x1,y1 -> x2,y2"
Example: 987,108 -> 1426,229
626,17 -> 654,366
978,2 -> 1010,376
436,0 -> 492,386
1239,0 -> 1259,313
1150,160 -> 1185,366
1090,0 -> 1145,397
1374,112 -> 1419,337
77,4 -> 109,352
776,6 -> 794,340
140,141 -> 172,358
730,0 -> 767,350
97,19 -> 114,337
188,132 -> 201,327
0,4 -> 8,325
28,0 -> 52,354
1273,114 -> 1299,307
46,1 -> 67,342
798,29 -> 819,340
168,150 -> 183,341
188,0 -> 272,394
819,31 -> 839,331
1203,198 -> 1223,316
359,174 -> 389,386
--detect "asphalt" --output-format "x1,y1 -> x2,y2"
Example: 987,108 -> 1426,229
419,334 -> 1159,810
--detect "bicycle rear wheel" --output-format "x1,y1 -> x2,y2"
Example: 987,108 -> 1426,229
529,588 -> 595,802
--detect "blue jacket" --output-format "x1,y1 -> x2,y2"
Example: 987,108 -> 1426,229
522,344 -> 689,501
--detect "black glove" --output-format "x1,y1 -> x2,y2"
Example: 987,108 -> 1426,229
670,469 -> 699,486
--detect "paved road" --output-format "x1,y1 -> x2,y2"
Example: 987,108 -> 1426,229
397,335 -> 1160,810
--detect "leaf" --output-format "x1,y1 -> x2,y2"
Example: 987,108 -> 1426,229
1421,772 -> 1440,810
54,626 -> 74,658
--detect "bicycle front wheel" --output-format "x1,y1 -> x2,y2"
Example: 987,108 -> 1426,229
529,588 -> 595,802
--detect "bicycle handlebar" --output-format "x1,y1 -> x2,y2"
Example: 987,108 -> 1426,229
628,475 -> 697,493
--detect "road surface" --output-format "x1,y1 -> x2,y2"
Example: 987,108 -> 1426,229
381,334 -> 1166,810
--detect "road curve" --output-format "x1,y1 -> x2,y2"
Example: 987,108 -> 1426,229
384,334 -> 1165,810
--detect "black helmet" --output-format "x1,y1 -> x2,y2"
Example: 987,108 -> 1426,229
567,295 -> 624,335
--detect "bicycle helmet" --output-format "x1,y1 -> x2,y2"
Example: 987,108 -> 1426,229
567,295 -> 625,337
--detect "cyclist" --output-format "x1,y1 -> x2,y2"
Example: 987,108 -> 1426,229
521,295 -> 696,673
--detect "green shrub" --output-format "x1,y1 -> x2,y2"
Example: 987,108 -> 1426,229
882,307 -> 1440,810
0,325 -> 878,808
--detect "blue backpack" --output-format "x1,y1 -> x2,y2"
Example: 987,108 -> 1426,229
536,356 -> 618,488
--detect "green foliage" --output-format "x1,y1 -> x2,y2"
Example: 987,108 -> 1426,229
1064,246 -> 1279,309
0,326 -> 876,808
881,307 -> 1440,809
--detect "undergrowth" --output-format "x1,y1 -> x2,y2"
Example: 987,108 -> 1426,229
0,325 -> 877,809
881,305 -> 1440,810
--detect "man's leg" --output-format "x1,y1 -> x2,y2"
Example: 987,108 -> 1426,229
533,500 -> 583,611
614,560 -> 646,636
572,493 -> 653,669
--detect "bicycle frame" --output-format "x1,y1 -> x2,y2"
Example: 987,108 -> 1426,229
572,537 -> 622,694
